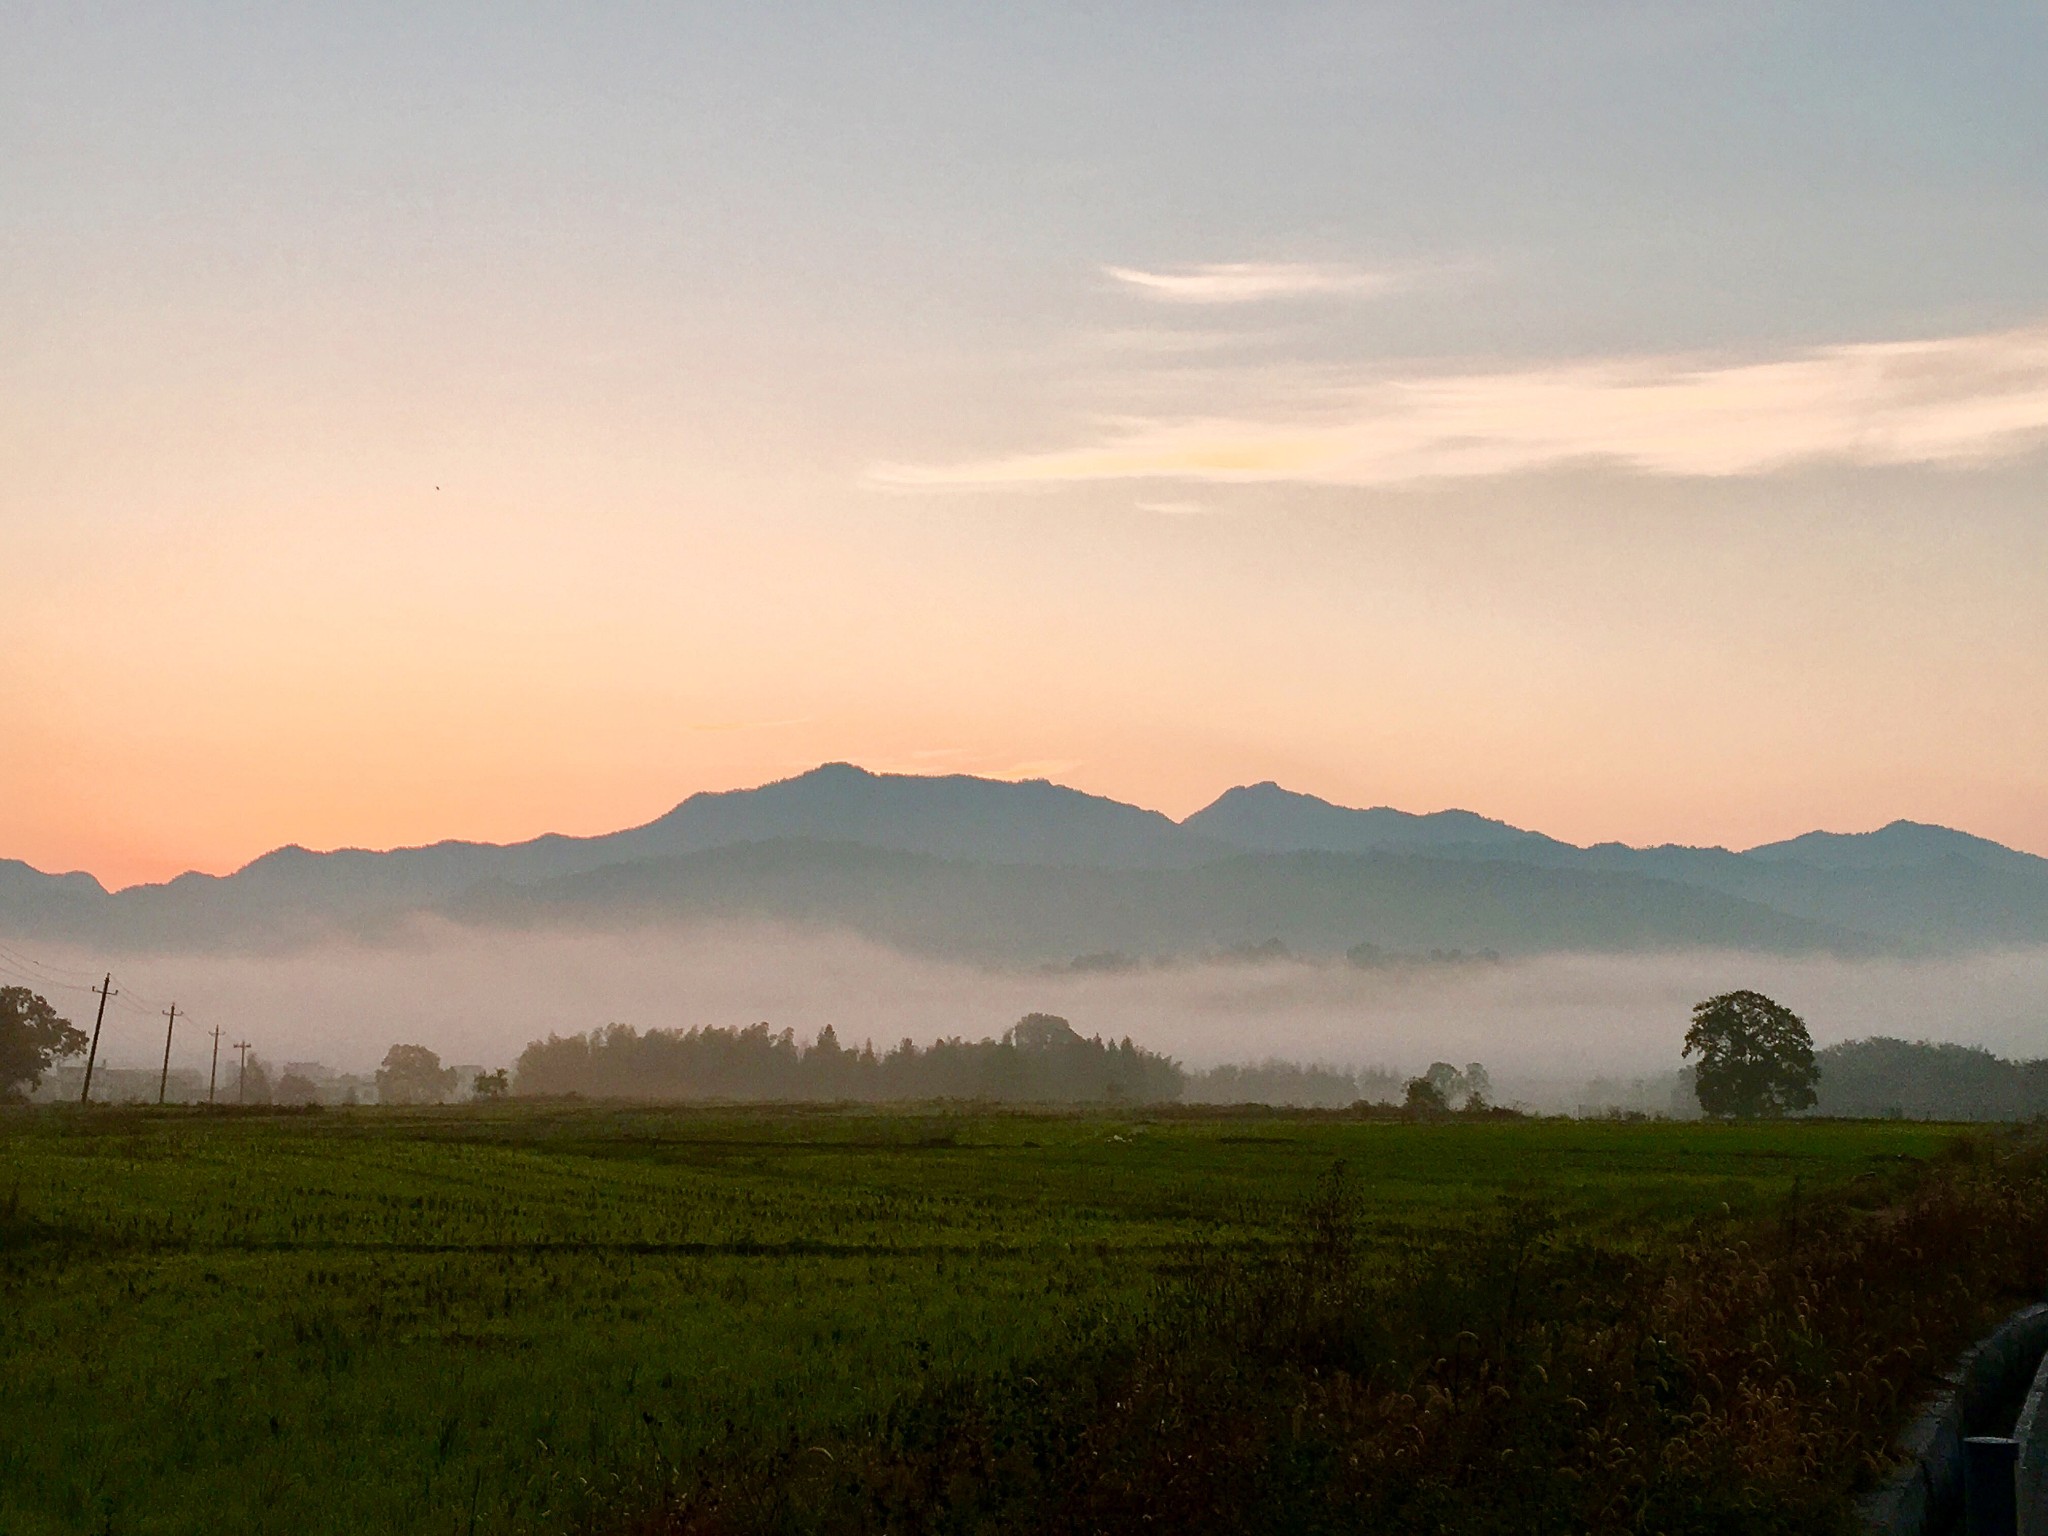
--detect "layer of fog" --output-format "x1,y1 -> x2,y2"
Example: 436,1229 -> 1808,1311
14,920 -> 2048,1111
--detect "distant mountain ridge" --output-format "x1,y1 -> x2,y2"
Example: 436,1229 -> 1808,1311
3,763 -> 2045,959
1183,782 -> 1569,858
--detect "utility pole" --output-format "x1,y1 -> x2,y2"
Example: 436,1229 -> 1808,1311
234,1040 -> 252,1104
208,1025 -> 223,1105
158,1003 -> 178,1105
79,973 -> 116,1104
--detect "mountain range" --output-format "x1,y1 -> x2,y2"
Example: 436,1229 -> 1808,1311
4,763 -> 2046,963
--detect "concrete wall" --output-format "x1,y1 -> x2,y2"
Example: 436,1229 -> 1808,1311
2015,1343 -> 2048,1536
1863,1304 -> 2048,1535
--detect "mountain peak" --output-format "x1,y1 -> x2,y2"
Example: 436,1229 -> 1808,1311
1745,819 -> 2043,871
636,760 -> 1198,868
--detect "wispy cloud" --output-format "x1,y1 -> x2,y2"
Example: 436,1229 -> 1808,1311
1103,261 -> 1400,304
873,323 -> 2048,489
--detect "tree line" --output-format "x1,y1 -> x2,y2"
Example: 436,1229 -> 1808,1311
512,1014 -> 1187,1104
1813,1036 -> 2048,1120
511,1018 -> 1507,1112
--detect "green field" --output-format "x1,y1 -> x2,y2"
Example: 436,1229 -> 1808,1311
0,1105 -> 1985,1534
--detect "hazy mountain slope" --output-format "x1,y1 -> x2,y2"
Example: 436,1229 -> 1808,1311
1183,782 -> 1568,858
0,860 -> 108,942
0,765 -> 1209,948
1566,824 -> 2048,948
1745,821 -> 2046,873
3,769 -> 2043,956
1184,795 -> 2048,950
449,839 -> 1856,965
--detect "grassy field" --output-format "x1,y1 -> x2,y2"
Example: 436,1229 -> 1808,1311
0,1104 -> 1993,1534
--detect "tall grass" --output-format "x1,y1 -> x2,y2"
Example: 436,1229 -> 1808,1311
0,1107 -> 2009,1534
629,1134 -> 2048,1536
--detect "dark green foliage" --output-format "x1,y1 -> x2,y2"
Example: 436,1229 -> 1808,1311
1816,1036 -> 2048,1120
0,986 -> 84,1100
1684,990 -> 1819,1117
514,1015 -> 1183,1103
377,1042 -> 459,1104
1404,1076 -> 1451,1115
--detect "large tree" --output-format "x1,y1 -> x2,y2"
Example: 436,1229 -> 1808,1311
376,1043 -> 458,1106
0,987 -> 87,1100
1684,990 -> 1819,1118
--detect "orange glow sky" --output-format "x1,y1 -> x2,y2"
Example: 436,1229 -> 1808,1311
6,6 -> 2048,888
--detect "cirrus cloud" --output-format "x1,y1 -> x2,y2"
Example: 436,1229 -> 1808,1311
1102,261 -> 1402,304
873,322 -> 2048,489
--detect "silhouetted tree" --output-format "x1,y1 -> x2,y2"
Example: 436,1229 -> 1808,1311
1684,990 -> 1818,1118
0,987 -> 85,1100
1419,1061 -> 1495,1110
274,1071 -> 320,1106
376,1044 -> 458,1106
241,1054 -> 274,1106
470,1068 -> 509,1101
1404,1076 -> 1451,1116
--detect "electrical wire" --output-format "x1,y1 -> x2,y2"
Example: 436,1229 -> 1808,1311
0,941 -> 215,1038
0,941 -> 105,988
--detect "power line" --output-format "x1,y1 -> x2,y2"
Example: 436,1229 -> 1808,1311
0,942 -> 169,1015
94,980 -> 209,1034
3,943 -> 207,1014
0,948 -> 155,1022
0,945 -> 225,1084
0,942 -> 102,985
108,980 -> 169,1015
0,965 -> 100,1001
0,954 -> 104,998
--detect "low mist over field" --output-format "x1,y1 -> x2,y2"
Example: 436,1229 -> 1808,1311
19,919 -> 2047,1109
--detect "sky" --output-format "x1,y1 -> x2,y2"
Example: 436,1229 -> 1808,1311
6,3 -> 2048,889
